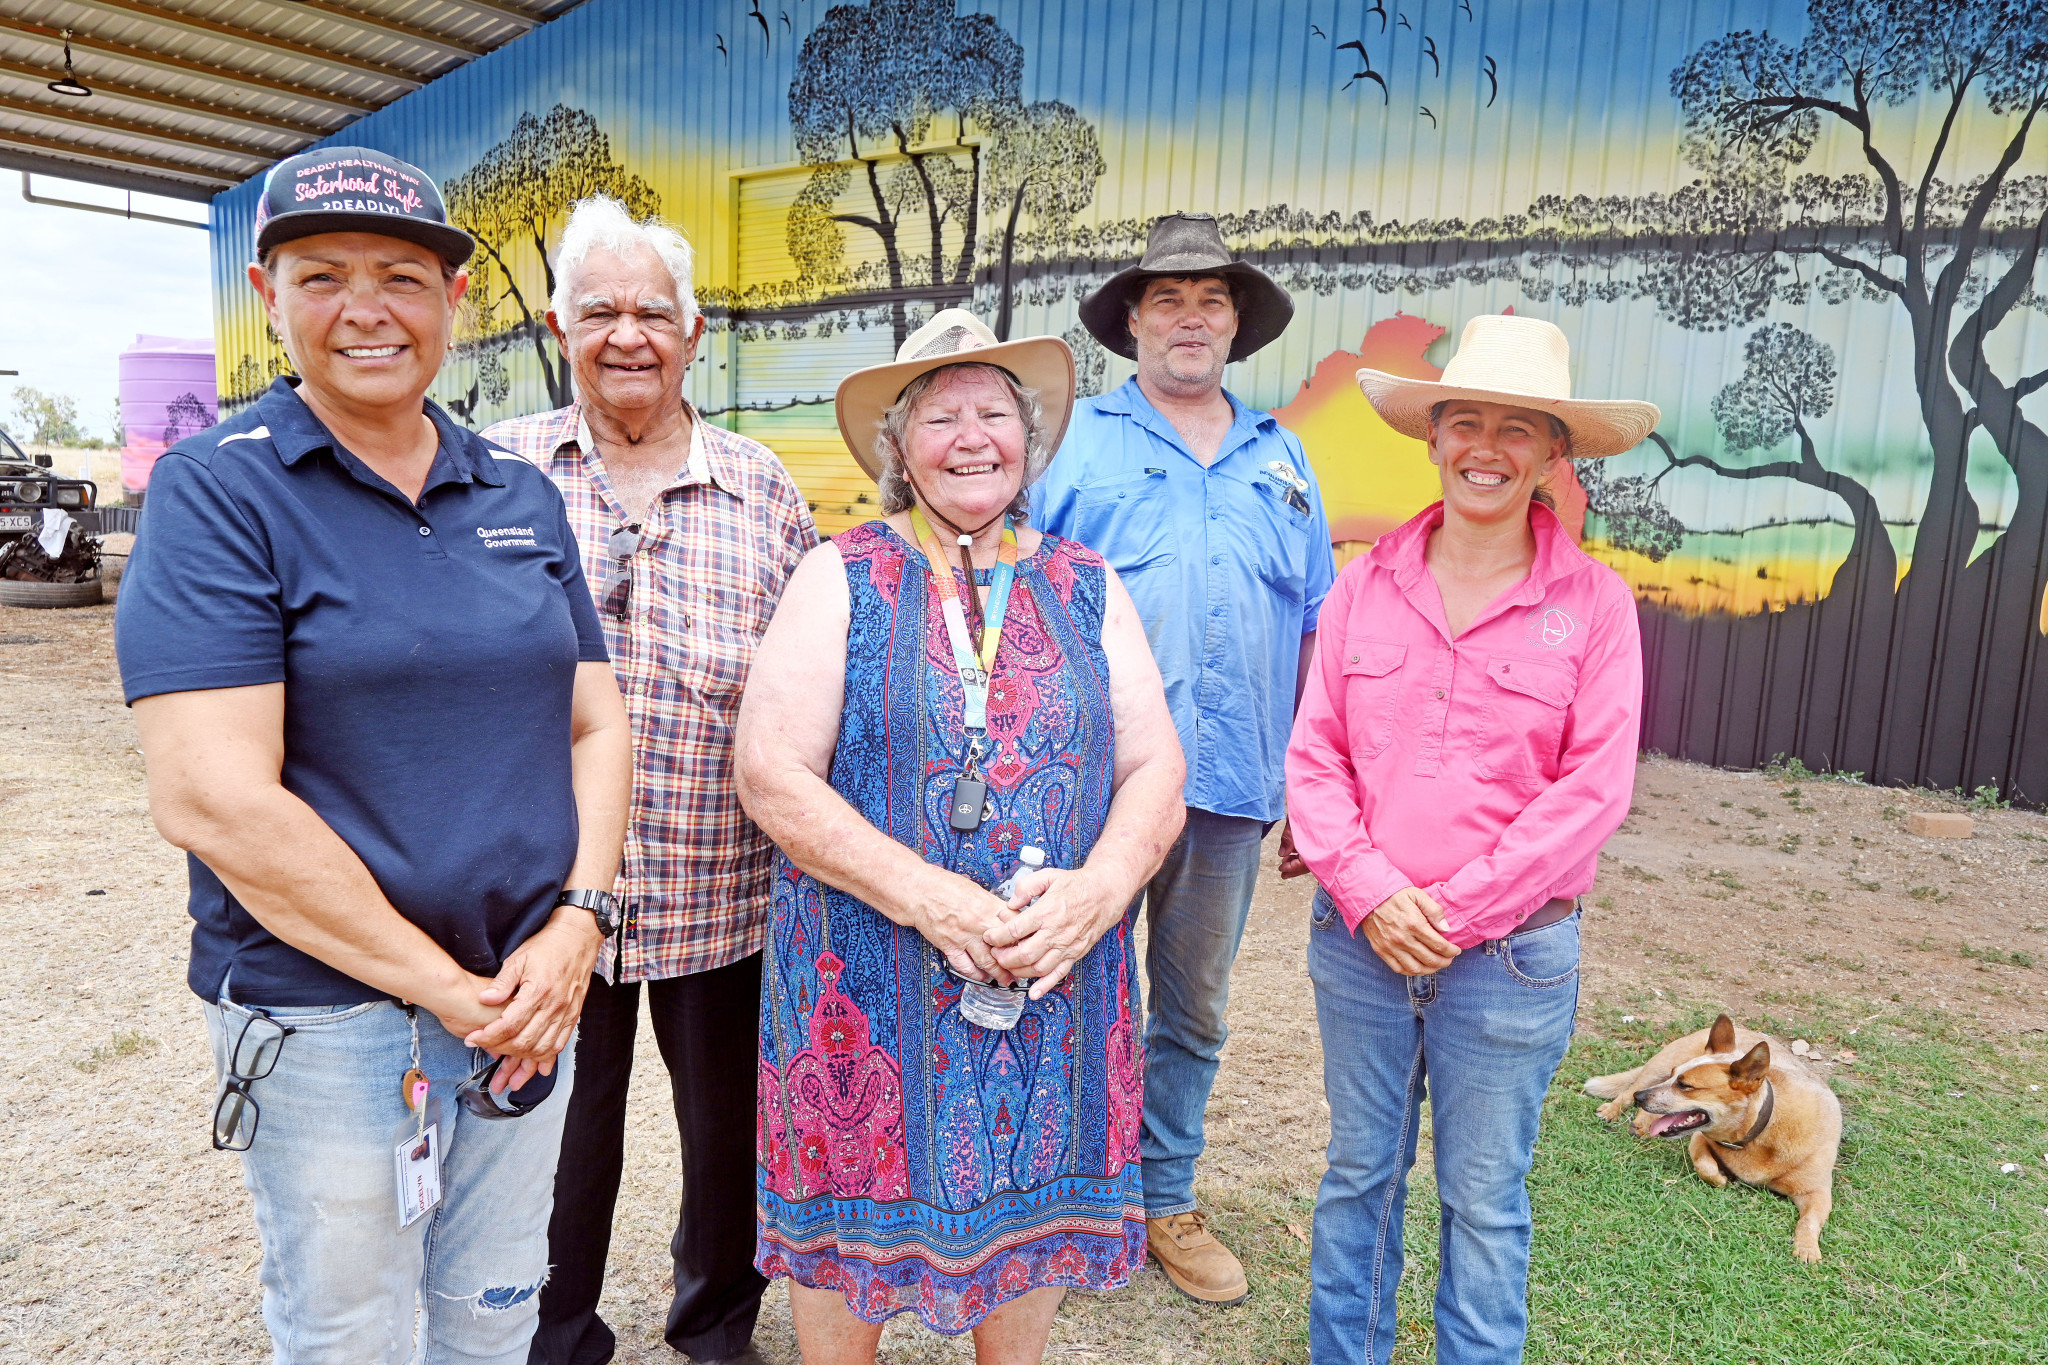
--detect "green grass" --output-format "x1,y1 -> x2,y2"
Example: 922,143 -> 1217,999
1204,1002 -> 2048,1364
71,1027 -> 157,1072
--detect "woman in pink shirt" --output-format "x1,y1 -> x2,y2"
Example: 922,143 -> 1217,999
1285,315 -> 1657,1365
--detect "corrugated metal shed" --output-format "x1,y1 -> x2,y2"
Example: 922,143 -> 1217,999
0,0 -> 588,200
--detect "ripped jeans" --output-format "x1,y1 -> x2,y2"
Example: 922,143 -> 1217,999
205,994 -> 575,1365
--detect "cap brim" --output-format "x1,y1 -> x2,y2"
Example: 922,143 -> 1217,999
1354,368 -> 1662,459
1077,261 -> 1294,362
256,209 -> 475,267
836,336 -> 1077,482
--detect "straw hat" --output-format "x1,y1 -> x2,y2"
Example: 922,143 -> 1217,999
1354,315 -> 1661,459
835,309 -> 1076,481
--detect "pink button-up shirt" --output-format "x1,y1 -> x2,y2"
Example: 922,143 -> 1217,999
1286,501 -> 1642,948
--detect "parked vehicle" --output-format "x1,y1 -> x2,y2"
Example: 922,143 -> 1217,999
0,423 -> 104,607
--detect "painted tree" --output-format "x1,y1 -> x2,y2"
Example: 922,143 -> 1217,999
984,102 -> 1105,339
444,105 -> 660,406
787,0 -> 1022,345
1652,0 -> 2048,790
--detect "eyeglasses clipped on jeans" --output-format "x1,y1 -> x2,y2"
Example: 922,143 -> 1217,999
600,524 -> 649,618
213,1009 -> 293,1152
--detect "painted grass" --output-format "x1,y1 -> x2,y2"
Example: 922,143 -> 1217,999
1191,1000 -> 2047,1364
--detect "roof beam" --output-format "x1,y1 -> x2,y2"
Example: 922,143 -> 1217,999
0,127 -> 239,186
0,145 -> 217,200
0,17 -> 381,115
0,56 -> 327,138
51,0 -> 432,89
425,0 -> 542,31
0,91 -> 276,160
245,0 -> 486,60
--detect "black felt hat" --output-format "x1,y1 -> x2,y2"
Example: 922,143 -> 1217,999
253,146 -> 474,267
1077,212 -> 1294,363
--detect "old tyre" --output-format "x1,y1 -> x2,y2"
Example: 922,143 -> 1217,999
0,577 -> 103,608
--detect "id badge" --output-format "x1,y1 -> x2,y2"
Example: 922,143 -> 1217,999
392,1095 -> 444,1229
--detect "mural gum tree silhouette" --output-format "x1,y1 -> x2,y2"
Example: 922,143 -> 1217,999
443,105 -> 661,407
1654,0 -> 2048,791
983,101 -> 1105,339
787,0 -> 1022,345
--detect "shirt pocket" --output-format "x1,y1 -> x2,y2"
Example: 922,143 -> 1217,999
1340,640 -> 1407,760
1248,479 -> 1312,604
1069,471 -> 1174,566
1474,655 -> 1579,787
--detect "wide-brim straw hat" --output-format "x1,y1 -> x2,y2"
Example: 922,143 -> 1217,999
835,309 -> 1076,482
1355,315 -> 1661,459
1077,212 -> 1294,363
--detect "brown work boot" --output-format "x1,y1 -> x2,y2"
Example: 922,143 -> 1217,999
1146,1211 -> 1249,1305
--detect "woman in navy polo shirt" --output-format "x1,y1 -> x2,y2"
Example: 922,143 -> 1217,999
116,148 -> 632,1365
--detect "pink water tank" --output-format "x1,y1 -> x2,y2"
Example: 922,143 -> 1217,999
119,335 -> 216,498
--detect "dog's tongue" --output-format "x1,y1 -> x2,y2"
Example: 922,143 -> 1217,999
1647,1111 -> 1698,1137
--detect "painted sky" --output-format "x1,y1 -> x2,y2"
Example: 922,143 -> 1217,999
204,0 -> 2048,611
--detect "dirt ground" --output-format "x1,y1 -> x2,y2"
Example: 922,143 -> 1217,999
1,599 -> 2043,1362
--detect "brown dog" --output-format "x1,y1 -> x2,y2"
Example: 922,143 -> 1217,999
1583,1014 -> 1842,1262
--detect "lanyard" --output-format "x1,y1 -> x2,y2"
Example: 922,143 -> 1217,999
909,507 -> 1017,733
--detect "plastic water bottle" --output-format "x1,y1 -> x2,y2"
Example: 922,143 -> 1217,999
955,846 -> 1047,1030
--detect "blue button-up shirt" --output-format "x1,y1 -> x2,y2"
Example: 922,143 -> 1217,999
1033,377 -> 1334,821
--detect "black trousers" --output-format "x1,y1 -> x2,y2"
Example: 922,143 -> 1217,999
528,952 -> 768,1365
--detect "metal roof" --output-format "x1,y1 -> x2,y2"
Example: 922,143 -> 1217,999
0,0 -> 587,201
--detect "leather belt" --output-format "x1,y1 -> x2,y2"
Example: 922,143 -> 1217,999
1511,895 -> 1579,936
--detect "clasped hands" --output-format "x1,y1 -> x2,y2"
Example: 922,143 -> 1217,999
1362,885 -> 1462,977
419,908 -> 606,1094
918,866 -> 1122,1000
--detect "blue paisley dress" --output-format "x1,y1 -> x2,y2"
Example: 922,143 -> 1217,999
755,521 -> 1145,1334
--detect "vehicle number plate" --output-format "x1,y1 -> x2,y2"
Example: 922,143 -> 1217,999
0,515 -> 33,531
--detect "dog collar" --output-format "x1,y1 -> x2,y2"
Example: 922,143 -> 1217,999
1714,1081 -> 1774,1150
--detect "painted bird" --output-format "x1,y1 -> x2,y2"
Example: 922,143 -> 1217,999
1367,0 -> 1388,32
715,31 -> 728,59
1483,54 -> 1499,106
1312,22 -> 1326,37
1397,12 -> 1412,29
780,10 -> 791,29
748,0 -> 770,43
1419,105 -> 1437,128
1457,0 -> 1473,18
1422,35 -> 1439,75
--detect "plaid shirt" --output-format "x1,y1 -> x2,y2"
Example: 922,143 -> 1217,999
481,402 -> 818,981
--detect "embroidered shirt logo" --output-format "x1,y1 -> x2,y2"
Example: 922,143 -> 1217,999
477,524 -> 536,549
1531,606 -> 1577,647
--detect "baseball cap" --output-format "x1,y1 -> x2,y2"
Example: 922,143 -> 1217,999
254,146 -> 474,267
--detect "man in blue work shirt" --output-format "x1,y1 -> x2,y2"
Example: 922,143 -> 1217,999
1034,212 -> 1334,1306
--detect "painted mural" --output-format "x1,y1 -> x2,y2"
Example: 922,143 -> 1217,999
207,0 -> 2048,799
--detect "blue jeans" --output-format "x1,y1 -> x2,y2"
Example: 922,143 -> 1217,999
1138,806 -> 1267,1217
205,994 -> 576,1364
1306,888 -> 1579,1365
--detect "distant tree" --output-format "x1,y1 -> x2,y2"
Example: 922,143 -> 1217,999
787,0 -> 1022,345
444,352 -> 512,428
7,387 -> 81,447
107,396 -> 122,447
1063,322 -> 1108,399
985,102 -> 1105,339
445,105 -> 661,406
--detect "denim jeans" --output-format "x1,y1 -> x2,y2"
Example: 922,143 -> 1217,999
1138,806 -> 1267,1217
1306,888 -> 1579,1365
205,994 -> 576,1365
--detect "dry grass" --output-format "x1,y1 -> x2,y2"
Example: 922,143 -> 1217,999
1,601 -> 2042,1362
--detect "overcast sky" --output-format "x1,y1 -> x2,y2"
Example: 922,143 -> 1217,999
0,174 -> 213,443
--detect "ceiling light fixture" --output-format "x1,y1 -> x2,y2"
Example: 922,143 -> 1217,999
47,31 -> 91,98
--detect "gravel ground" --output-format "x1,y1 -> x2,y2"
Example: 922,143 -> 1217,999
1,600 -> 2041,1363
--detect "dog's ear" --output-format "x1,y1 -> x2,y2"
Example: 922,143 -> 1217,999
1728,1040 -> 1771,1088
1708,1014 -> 1736,1053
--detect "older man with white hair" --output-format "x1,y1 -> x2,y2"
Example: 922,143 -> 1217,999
483,195 -> 816,1365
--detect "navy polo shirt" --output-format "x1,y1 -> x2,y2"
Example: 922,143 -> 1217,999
116,378 -> 609,1006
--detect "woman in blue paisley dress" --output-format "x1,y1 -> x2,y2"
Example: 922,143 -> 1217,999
735,310 -> 1185,1362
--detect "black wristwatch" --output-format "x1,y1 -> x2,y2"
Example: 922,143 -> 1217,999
555,888 -> 622,936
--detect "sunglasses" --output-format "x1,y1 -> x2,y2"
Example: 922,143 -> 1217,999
213,1009 -> 294,1151
599,525 -> 648,618
454,1054 -> 550,1120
